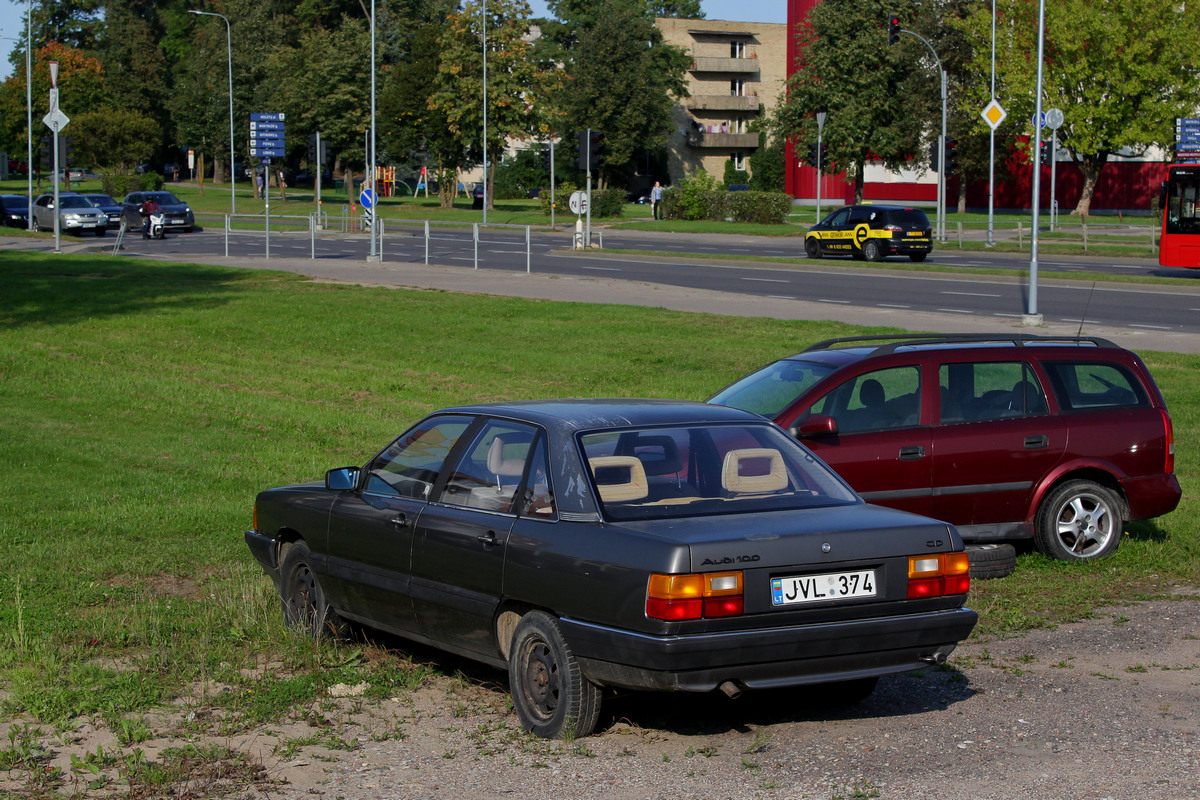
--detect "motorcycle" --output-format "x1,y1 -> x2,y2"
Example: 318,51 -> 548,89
141,209 -> 166,240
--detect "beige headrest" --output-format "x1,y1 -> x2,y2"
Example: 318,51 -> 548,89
722,448 -> 787,494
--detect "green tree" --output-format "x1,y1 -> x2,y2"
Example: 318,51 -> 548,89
429,0 -> 547,208
380,21 -> 468,207
777,0 -> 936,203
958,0 -> 1200,217
554,0 -> 689,187
70,108 -> 158,171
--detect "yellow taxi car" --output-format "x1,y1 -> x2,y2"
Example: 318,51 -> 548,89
805,204 -> 933,262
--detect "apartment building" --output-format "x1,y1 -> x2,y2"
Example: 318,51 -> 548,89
656,17 -> 788,185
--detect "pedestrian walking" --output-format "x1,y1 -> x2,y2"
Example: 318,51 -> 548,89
651,181 -> 664,220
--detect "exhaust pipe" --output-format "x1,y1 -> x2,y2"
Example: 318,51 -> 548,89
718,680 -> 742,699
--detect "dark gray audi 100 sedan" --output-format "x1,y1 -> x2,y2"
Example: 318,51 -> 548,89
245,399 -> 977,738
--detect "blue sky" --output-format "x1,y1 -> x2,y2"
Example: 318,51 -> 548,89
0,1 -> 787,82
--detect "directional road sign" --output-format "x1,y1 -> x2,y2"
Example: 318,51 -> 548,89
360,189 -> 376,209
251,112 -> 285,122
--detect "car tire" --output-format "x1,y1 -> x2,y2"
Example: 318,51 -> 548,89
1034,480 -> 1125,561
32,217 -> 40,232
965,543 -> 1017,579
279,541 -> 345,639
909,253 -> 927,262
805,238 -> 822,259
96,228 -> 106,237
863,240 -> 883,262
508,610 -> 601,739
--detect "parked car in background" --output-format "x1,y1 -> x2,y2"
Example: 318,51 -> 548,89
805,204 -> 933,262
31,193 -> 108,235
245,398 -> 977,738
120,191 -> 195,232
1,194 -> 29,227
709,335 -> 1181,569
80,193 -> 123,228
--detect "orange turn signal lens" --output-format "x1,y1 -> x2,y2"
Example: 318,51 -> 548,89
647,572 -> 743,620
907,553 -> 971,598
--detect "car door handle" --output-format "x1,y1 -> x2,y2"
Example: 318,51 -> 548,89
476,530 -> 499,546
389,514 -> 412,529
899,445 -> 926,460
1024,435 -> 1049,449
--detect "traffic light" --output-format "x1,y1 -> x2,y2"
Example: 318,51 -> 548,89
574,130 -> 588,169
1039,140 -> 1051,165
62,136 -> 73,166
818,143 -> 828,171
39,136 -> 51,170
888,15 -> 901,45
307,133 -> 318,162
944,138 -> 958,175
806,143 -> 819,168
928,141 -> 939,172
318,140 -> 328,165
587,130 -> 606,169
540,149 -> 551,171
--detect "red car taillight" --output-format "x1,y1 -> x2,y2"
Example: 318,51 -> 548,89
1162,409 -> 1175,473
647,571 -> 743,620
907,553 -> 971,598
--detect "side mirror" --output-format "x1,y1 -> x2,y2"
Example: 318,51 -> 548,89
793,414 -> 838,439
325,466 -> 360,491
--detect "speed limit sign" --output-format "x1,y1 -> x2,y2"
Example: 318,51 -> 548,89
569,190 -> 588,215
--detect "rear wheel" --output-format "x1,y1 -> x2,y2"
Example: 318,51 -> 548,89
965,543 -> 1017,579
1034,480 -> 1124,561
280,541 -> 345,639
805,238 -> 821,259
508,611 -> 601,739
863,240 -> 883,262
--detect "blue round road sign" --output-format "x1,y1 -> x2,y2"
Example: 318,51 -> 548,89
360,189 -> 376,209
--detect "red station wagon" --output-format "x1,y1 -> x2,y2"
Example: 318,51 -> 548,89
709,335 -> 1181,567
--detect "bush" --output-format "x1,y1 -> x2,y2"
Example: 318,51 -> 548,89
722,159 -> 750,189
540,181 -> 577,216
103,172 -> 164,198
539,185 -> 624,218
727,191 -> 794,224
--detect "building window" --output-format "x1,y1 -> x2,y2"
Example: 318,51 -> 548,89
732,152 -> 745,170
731,41 -> 746,58
731,79 -> 745,97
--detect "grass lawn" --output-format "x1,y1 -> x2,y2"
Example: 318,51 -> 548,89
0,249 -> 1196,787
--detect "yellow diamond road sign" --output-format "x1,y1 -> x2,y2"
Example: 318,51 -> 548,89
981,99 -> 1007,131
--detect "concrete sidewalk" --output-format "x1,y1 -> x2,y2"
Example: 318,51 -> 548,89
4,230 -> 1198,355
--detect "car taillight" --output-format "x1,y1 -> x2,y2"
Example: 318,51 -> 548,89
1162,409 -> 1175,473
907,553 -> 970,598
647,571 -> 743,620
883,224 -> 902,232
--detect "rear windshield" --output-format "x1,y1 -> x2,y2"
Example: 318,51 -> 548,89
578,422 -> 857,521
708,359 -> 837,418
1041,361 -> 1149,411
884,209 -> 930,227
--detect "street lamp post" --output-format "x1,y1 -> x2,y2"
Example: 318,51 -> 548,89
481,0 -> 488,227
25,0 -> 33,231
187,10 -> 236,216
895,27 -> 947,241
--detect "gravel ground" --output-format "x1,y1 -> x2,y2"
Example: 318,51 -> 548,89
262,592 -> 1199,800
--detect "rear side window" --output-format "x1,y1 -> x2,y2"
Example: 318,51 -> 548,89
939,361 -> 1048,422
1041,361 -> 1148,412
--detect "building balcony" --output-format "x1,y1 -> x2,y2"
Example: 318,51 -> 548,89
685,131 -> 760,149
690,56 -> 760,75
687,94 -> 760,112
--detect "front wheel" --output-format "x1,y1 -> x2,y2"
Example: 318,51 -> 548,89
508,611 -> 601,739
1034,480 -> 1124,561
280,541 -> 345,638
805,238 -> 822,259
863,240 -> 883,262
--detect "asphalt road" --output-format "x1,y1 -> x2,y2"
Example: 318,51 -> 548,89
8,222 -> 1199,352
